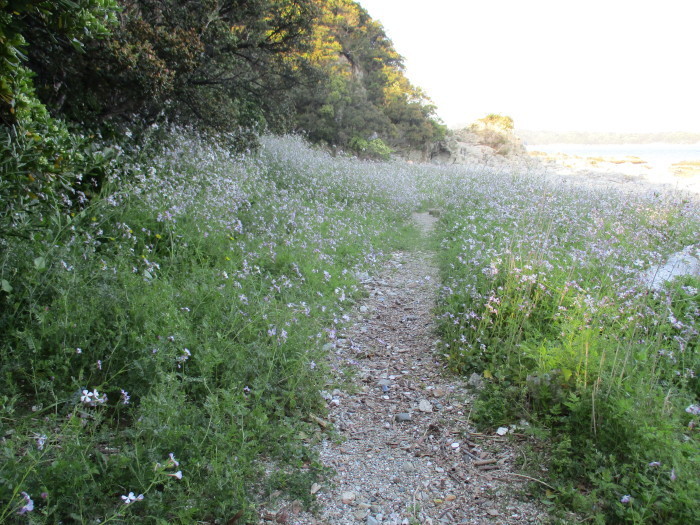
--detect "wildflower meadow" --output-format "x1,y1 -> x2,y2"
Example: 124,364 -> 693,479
1,131 -> 698,523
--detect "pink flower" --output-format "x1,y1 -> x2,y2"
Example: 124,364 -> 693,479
168,470 -> 183,480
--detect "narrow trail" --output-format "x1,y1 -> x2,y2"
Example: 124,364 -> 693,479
288,213 -> 547,524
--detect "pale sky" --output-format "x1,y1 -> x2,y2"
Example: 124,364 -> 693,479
358,0 -> 700,132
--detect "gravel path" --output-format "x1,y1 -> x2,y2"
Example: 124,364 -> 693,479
263,213 -> 549,524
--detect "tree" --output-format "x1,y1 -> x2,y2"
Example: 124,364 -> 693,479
0,0 -> 119,236
1,0 -> 118,125
24,0 -> 319,139
291,0 -> 444,154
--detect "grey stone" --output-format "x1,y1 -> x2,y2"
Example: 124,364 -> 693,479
468,372 -> 485,390
341,491 -> 356,504
367,517 -> 379,525
641,246 -> 700,290
355,271 -> 371,282
354,509 -> 369,520
402,461 -> 416,473
418,399 -> 433,413
395,412 -> 412,422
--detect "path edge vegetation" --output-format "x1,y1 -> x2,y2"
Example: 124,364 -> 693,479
2,1 -> 699,524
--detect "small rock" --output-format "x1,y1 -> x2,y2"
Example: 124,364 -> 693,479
395,412 -> 412,422
402,461 -> 416,473
418,399 -> 433,413
354,509 -> 368,520
310,483 -> 321,494
341,491 -> 356,504
445,494 -> 457,502
320,390 -> 332,401
289,500 -> 302,515
432,387 -> 446,398
367,517 -> 379,525
355,271 -> 371,282
468,373 -> 485,390
359,305 -> 369,314
496,427 -> 509,436
378,379 -> 391,387
486,508 -> 500,517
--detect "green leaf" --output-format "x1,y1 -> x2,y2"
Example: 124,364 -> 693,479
0,279 -> 12,293
33,256 -> 46,270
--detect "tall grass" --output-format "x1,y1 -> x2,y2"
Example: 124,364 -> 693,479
0,131 -> 422,523
429,164 -> 699,523
2,131 -> 697,523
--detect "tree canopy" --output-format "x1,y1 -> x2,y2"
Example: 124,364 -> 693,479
3,0 -> 444,158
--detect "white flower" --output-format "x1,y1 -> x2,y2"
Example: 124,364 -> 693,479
620,495 -> 631,504
121,492 -> 144,505
685,404 -> 700,415
81,389 -> 92,403
17,492 -> 33,514
168,470 -> 183,480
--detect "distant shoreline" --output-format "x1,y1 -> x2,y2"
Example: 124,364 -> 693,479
525,143 -> 700,168
526,144 -> 700,195
517,130 -> 700,145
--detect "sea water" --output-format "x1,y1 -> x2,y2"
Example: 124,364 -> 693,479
526,143 -> 700,169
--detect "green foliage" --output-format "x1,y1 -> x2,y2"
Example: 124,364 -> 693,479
291,0 -> 444,152
9,0 -> 443,154
434,176 -> 700,523
349,135 -> 393,160
0,0 -> 121,239
0,0 -> 118,124
479,113 -> 514,131
24,0 -> 317,141
0,131 -> 414,522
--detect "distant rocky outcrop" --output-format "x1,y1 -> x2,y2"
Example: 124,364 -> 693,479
406,114 -> 529,165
